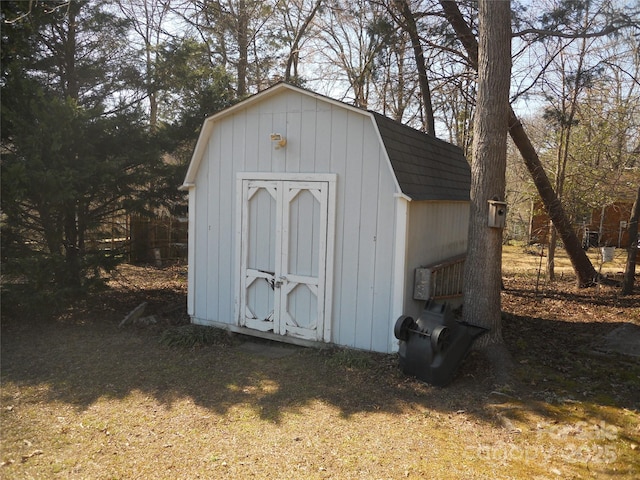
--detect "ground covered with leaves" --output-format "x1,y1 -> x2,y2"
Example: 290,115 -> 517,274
1,247 -> 639,479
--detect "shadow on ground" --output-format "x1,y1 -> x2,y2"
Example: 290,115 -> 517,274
1,275 -> 639,429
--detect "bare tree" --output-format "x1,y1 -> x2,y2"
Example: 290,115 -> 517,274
115,0 -> 171,129
312,0 -> 389,108
543,19 -> 593,281
523,17 -> 640,281
373,28 -> 418,123
433,61 -> 475,155
385,0 -> 436,134
440,0 -> 604,287
279,0 -> 324,84
181,0 -> 278,96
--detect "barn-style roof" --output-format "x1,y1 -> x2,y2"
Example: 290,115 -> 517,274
182,82 -> 470,202
371,112 -> 470,202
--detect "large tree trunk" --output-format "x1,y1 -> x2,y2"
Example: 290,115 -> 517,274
462,0 -> 511,347
622,186 -> 639,295
439,0 -> 600,287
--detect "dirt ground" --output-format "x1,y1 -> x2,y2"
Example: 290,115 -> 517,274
1,246 -> 639,479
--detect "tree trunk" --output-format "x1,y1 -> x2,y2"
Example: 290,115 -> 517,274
285,0 -> 322,84
547,223 -> 557,281
507,109 -> 600,286
462,0 -> 511,348
63,2 -> 80,100
622,186 -> 639,295
236,0 -> 248,97
61,1 -> 82,289
439,0 -> 600,287
63,201 -> 82,289
548,26 -> 589,281
396,0 -> 436,135
146,44 -> 158,130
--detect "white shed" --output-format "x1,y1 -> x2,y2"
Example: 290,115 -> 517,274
180,83 -> 470,353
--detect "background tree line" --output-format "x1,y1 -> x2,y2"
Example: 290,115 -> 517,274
1,0 -> 638,294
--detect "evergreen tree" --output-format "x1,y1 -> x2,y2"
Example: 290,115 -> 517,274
1,1 -> 162,289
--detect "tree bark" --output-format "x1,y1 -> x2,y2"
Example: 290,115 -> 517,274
62,1 -> 82,288
63,201 -> 82,288
396,0 -> 436,135
62,2 -> 80,101
622,186 -> 639,295
439,0 -> 600,287
236,0 -> 248,97
462,0 -> 511,347
285,0 -> 323,84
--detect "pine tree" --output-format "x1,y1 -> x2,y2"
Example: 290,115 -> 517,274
1,1 -> 161,289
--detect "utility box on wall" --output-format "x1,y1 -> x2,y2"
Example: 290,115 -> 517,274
488,200 -> 507,229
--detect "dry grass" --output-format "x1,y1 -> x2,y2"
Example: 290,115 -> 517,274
503,243 -> 628,280
1,252 -> 639,479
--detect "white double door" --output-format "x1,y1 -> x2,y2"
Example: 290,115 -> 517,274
238,174 -> 335,342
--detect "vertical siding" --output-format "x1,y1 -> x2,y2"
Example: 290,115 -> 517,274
328,106 -> 350,346
187,188 -> 196,315
337,112 -> 364,348
193,141 -> 211,324
313,101 -> 332,172
403,201 -> 470,321
218,117 -> 235,323
244,109 -> 259,172
298,94 -> 318,172
284,93 -> 302,172
353,120 -> 381,350
258,103 -> 275,171
204,123 -> 221,323
231,111 -> 248,318
190,89 -> 400,352
371,151 -> 396,352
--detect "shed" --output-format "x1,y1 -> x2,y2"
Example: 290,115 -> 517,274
180,83 -> 470,353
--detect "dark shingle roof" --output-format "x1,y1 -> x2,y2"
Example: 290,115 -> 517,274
371,112 -> 471,202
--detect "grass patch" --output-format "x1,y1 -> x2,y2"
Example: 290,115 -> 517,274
1,260 -> 639,479
324,347 -> 375,370
159,324 -> 234,348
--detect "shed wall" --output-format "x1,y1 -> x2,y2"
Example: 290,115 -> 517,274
189,89 -> 400,352
403,201 -> 470,321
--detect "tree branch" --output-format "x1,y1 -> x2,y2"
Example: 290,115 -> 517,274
514,20 -> 639,40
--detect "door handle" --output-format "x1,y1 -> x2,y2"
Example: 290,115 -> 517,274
274,276 -> 286,288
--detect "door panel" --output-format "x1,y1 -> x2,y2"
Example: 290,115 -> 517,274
241,181 -> 278,332
279,182 -> 327,338
287,189 -> 320,277
239,178 -> 330,341
284,283 -> 316,329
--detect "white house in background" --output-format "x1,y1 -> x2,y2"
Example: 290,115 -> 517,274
180,82 -> 470,353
